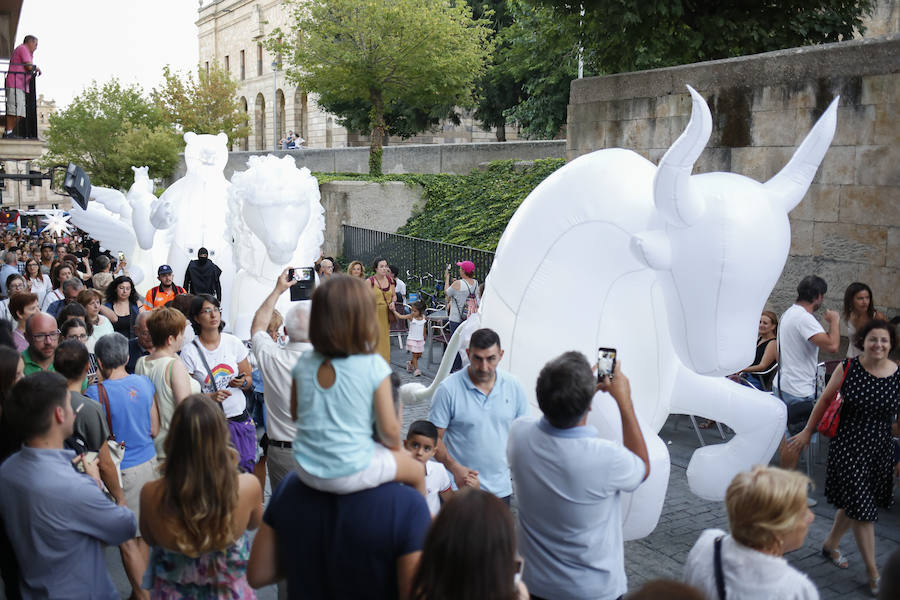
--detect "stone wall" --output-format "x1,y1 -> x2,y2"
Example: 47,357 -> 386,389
172,140 -> 566,179
319,181 -> 425,258
567,35 -> 899,327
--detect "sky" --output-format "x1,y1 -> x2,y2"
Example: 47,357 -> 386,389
17,0 -> 200,109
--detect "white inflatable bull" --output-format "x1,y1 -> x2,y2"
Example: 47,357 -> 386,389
404,87 -> 839,539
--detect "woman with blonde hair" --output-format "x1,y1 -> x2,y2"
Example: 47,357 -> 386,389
683,466 -> 817,599
135,307 -> 210,460
141,394 -> 263,597
347,260 -> 365,279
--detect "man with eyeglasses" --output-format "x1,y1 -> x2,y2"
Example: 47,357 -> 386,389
22,312 -> 59,375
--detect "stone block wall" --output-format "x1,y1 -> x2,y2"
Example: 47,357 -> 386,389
319,181 -> 426,258
567,35 -> 899,326
171,140 -> 566,180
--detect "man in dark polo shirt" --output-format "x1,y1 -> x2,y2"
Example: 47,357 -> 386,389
247,476 -> 430,599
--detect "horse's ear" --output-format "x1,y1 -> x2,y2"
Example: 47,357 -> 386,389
631,231 -> 672,271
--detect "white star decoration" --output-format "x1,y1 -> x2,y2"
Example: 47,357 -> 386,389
42,210 -> 72,237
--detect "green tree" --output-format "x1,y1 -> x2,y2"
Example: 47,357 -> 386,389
270,0 -> 493,175
152,64 -> 250,148
42,79 -> 180,190
505,0 -> 875,138
468,0 -> 522,141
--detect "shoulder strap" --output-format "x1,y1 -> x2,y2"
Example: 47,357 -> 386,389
713,535 -> 727,600
97,383 -> 115,441
151,287 -> 158,304
192,339 -> 217,393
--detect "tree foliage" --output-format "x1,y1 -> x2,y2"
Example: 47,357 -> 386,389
468,0 -> 522,141
152,64 -> 250,148
270,0 -> 493,174
500,0 -> 875,139
41,79 -> 180,190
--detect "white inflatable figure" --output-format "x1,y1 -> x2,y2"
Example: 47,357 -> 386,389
403,87 -> 839,540
150,132 -> 234,319
226,154 -> 325,339
68,181 -> 149,288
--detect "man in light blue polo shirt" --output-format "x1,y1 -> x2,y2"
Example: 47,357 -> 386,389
429,328 -> 528,501
508,352 -> 649,600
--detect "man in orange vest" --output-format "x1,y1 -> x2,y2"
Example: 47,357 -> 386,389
143,265 -> 185,311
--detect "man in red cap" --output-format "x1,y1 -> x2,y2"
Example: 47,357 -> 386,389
444,260 -> 480,371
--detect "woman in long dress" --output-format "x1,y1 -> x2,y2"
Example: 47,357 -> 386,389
367,258 -> 396,364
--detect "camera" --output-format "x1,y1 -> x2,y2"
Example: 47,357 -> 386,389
288,266 -> 316,301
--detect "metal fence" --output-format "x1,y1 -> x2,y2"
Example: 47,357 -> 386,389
342,225 -> 495,282
0,66 -> 38,139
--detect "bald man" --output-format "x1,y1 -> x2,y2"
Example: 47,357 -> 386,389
23,312 -> 58,375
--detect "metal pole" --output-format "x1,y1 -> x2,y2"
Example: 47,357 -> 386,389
272,61 -> 278,150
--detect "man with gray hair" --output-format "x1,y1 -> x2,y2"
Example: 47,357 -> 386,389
250,269 -> 312,491
0,250 -> 19,298
46,277 -> 83,320
126,310 -> 152,374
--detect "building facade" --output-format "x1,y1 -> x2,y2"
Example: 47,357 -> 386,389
1,94 -> 61,211
196,0 -> 516,152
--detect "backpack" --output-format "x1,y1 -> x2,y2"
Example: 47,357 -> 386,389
457,280 -> 478,321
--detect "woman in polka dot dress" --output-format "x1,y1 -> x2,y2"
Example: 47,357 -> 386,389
788,319 -> 899,596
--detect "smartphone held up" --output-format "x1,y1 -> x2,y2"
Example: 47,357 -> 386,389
597,347 -> 616,381
288,266 -> 316,301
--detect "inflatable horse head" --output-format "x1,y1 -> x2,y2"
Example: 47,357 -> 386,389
632,87 -> 838,376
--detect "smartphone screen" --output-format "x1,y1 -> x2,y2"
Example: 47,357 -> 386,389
597,347 -> 617,381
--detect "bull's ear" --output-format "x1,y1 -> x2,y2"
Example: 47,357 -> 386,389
631,231 -> 672,271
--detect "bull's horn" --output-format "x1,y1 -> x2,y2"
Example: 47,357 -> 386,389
408,323 -> 464,402
653,85 -> 712,227
765,96 -> 839,213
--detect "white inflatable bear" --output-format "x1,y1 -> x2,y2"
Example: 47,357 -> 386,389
150,132 -> 234,318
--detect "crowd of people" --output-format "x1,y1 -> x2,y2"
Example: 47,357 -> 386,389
0,225 -> 897,600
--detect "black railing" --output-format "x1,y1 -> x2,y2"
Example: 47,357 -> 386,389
0,67 -> 38,139
342,225 -> 495,282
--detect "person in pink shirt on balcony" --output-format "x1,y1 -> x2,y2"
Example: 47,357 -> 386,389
4,35 -> 40,138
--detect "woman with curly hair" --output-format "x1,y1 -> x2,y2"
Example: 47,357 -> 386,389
140,394 -> 263,598
104,275 -> 142,340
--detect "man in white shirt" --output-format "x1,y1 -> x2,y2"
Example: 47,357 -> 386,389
776,275 -> 840,469
508,352 -> 649,600
250,269 -> 312,492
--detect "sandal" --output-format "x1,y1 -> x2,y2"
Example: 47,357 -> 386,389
414,369 -> 422,377
821,546 -> 849,569
869,575 -> 880,597
406,361 -> 413,373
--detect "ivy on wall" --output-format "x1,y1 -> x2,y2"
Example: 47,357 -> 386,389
314,158 -> 565,251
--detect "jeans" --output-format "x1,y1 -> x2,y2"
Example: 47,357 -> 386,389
448,320 -> 462,372
773,388 -> 815,436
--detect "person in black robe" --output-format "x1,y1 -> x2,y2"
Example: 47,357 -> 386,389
183,247 -> 222,299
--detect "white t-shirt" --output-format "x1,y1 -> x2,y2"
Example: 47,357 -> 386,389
394,277 -> 406,297
180,334 -> 249,418
407,317 -> 426,343
776,304 -> 825,398
425,460 -> 451,516
684,530 -> 819,600
86,315 -> 114,353
251,330 -> 311,443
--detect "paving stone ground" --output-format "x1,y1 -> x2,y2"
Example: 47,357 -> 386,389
32,341 -> 899,599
